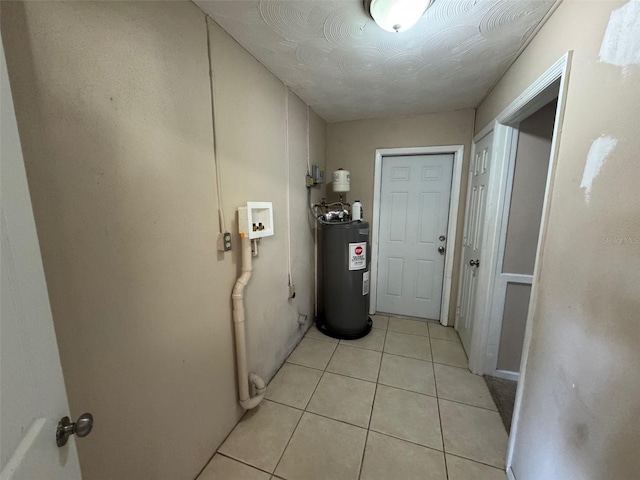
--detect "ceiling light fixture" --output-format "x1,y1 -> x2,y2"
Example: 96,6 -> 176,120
368,0 -> 433,33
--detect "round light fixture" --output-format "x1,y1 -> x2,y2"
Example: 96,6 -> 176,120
368,0 -> 433,33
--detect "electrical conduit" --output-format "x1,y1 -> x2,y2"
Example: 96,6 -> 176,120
231,234 -> 266,410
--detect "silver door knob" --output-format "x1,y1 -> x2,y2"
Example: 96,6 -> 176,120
56,413 -> 93,447
469,259 -> 480,267
437,246 -> 446,254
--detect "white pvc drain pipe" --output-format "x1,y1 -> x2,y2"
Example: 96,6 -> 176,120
231,234 -> 266,410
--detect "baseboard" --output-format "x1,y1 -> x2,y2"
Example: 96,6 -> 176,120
507,466 -> 517,480
492,369 -> 520,382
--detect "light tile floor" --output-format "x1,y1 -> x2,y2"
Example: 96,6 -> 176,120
201,314 -> 508,480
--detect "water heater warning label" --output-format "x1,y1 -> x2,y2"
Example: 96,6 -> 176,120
363,271 -> 370,296
349,242 -> 367,270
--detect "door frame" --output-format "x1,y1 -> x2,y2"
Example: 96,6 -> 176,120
485,99 -> 557,382
370,145 -> 465,326
465,52 -> 572,375
463,52 -> 572,475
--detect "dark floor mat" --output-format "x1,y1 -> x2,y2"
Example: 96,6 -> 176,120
484,375 -> 517,433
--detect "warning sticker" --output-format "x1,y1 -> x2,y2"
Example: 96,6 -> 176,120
363,271 -> 370,296
349,242 -> 367,270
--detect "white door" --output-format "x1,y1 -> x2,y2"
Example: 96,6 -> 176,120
1,43 -> 82,480
376,154 -> 453,319
456,132 -> 493,353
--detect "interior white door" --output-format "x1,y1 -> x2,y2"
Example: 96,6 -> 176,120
376,154 -> 453,319
1,43 -> 82,480
457,132 -> 493,354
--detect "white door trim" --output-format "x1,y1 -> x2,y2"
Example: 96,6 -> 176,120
371,145 -> 464,326
466,52 -> 572,471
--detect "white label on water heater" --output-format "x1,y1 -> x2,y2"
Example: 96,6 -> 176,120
363,271 -> 370,296
349,242 -> 367,270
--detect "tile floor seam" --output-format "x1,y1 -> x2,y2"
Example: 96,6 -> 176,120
296,406 -> 377,431
215,451 -> 274,477
275,410 -> 369,480
357,323 -> 388,480
429,336 -> 463,344
210,329 -> 313,478
284,359 -> 325,372
379,349 -> 432,362
264,396 -> 379,433
366,427 -> 446,454
262,397 -> 304,413
336,342 -> 384,353
376,379 -> 438,399
205,398 -> 260,477
271,336 -> 342,478
429,330 -> 449,480
378,351 -> 438,394
215,323 -> 497,480
378,313 -> 439,323
438,396 -> 502,413
382,351 -> 433,364
306,336 -> 339,344
432,359 -> 470,369
314,369 -> 378,385
387,329 -> 430,337
445,451 -> 511,472
436,396 -> 500,412
434,363 -> 475,373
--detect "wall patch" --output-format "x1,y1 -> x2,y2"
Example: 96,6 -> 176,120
580,135 -> 618,203
599,0 -> 640,69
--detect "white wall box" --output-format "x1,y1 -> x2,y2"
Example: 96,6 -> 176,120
238,202 -> 274,238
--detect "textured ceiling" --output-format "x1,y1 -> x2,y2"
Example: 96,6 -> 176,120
195,0 -> 556,122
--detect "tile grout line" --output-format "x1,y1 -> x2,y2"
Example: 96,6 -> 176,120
223,320 -> 464,479
227,324 -> 483,479
367,426 -> 445,454
267,351 -> 498,429
357,319 -> 387,480
215,451 -> 274,477
268,380 -> 502,416
271,338 -> 340,478
444,451 -> 510,472
202,391 -> 263,478
304,328 -> 463,355
265,398 -> 371,431
429,329 -> 450,480
288,353 -> 467,371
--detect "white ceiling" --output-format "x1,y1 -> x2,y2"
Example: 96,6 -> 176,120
196,0 -> 556,122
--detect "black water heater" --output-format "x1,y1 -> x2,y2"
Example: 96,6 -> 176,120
317,221 -> 372,339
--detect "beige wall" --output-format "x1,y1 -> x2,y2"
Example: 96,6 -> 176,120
477,1 -> 640,478
208,20 -> 325,381
502,100 -> 555,276
327,110 -> 475,321
1,3 -> 325,480
497,100 -> 555,373
497,283 -> 532,373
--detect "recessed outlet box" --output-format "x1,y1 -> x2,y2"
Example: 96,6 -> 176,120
238,202 -> 274,239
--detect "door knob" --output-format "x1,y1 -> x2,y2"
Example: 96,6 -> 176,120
437,246 -> 446,254
57,413 -> 93,447
469,259 -> 480,267
439,235 -> 446,241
